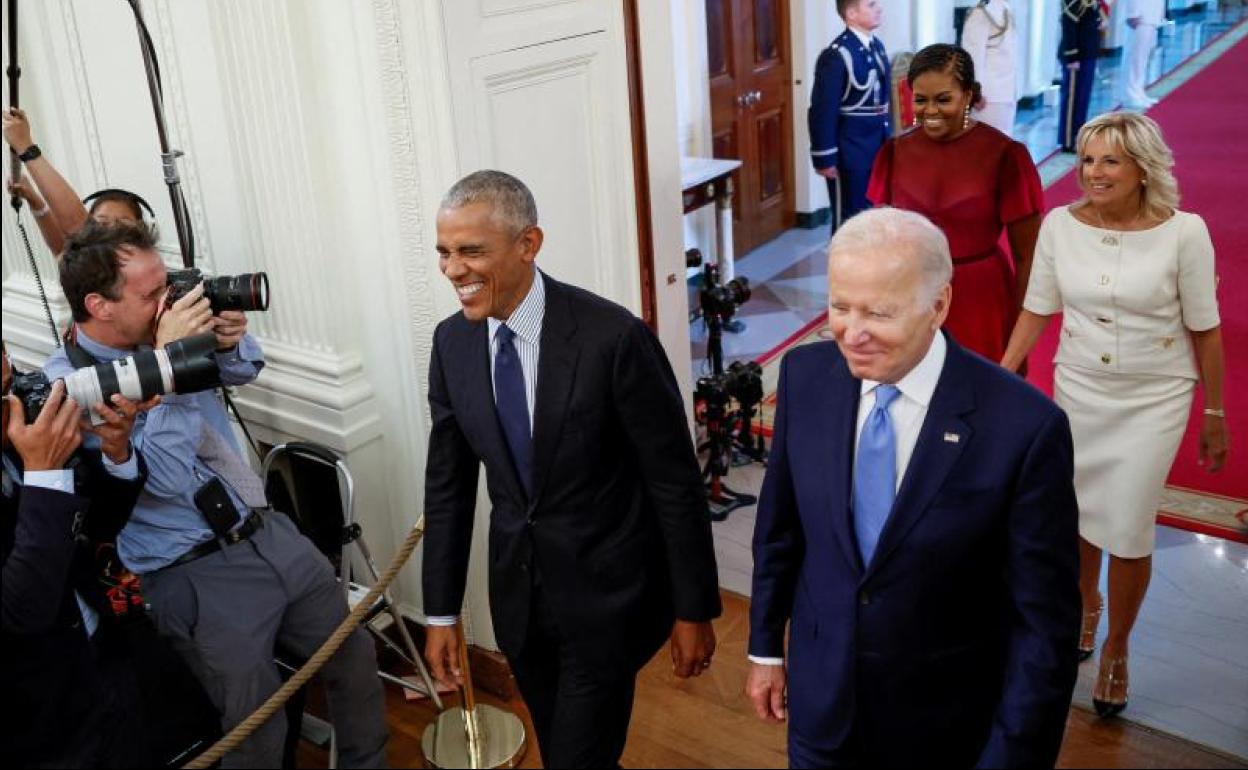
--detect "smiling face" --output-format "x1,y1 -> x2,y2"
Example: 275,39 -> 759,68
827,247 -> 950,384
1079,133 -> 1146,213
911,68 -> 973,142
435,202 -> 543,322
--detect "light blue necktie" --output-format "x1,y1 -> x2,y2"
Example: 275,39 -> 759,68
853,384 -> 901,566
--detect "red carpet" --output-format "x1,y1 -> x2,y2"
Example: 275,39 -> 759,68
1029,28 -> 1248,509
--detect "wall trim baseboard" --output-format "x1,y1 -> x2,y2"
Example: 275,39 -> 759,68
795,208 -> 830,230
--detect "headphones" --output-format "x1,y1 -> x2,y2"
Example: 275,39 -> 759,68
82,188 -> 156,223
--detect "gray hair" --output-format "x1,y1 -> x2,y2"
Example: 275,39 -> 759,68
827,207 -> 953,306
440,170 -> 539,234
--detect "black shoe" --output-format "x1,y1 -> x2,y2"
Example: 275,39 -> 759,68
1093,655 -> 1128,718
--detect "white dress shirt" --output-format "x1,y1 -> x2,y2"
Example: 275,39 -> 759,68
428,271 -> 547,628
750,334 -> 948,666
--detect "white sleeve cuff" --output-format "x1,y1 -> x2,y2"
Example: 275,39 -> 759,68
426,615 -> 459,627
748,655 -> 785,666
102,448 -> 140,480
24,469 -> 75,494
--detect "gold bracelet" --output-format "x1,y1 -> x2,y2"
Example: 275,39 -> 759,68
1204,407 -> 1226,418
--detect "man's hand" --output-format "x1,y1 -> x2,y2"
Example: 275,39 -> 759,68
670,620 -> 717,678
745,662 -> 788,723
2,107 -> 35,155
817,167 -> 839,180
155,284 -> 214,350
88,394 -> 160,464
5,381 -> 82,471
1067,61 -> 1082,72
425,624 -> 464,690
213,310 -> 248,352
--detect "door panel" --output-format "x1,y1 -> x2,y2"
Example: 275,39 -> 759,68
706,0 -> 794,257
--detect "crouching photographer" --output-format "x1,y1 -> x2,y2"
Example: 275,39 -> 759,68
44,220 -> 389,768
1,341 -> 155,767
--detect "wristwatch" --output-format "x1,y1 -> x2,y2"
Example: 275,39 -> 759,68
17,144 -> 42,163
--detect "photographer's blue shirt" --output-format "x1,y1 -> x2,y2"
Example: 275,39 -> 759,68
43,327 -> 265,574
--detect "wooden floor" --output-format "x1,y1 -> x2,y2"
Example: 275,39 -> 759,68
298,592 -> 1245,769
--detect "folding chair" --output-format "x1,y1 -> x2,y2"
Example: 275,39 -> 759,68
262,441 -> 443,767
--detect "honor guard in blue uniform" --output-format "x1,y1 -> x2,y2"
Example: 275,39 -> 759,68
809,0 -> 890,233
1059,0 -> 1105,151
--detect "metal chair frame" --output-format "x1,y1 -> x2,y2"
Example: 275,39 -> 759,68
263,442 -> 444,766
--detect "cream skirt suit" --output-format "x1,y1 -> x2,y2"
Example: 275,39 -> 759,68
1024,206 -> 1220,557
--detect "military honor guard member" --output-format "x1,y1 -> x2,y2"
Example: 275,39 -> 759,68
962,0 -> 1018,135
810,0 -> 891,233
1059,0 -> 1106,152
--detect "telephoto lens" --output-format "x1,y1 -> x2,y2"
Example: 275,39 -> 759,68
166,268 -> 270,313
13,333 -> 223,425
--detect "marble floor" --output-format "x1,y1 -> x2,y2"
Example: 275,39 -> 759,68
1074,527 -> 1248,760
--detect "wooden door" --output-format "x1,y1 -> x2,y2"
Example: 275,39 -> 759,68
706,0 -> 795,257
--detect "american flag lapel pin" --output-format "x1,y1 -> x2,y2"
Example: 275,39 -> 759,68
943,432 -> 960,443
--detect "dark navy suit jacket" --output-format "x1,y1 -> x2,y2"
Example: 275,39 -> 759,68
750,335 -> 1080,768
809,28 -> 892,173
1059,0 -> 1102,64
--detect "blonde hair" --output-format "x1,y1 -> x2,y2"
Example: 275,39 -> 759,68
1075,112 -> 1179,221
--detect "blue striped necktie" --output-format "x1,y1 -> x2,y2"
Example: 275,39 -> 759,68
494,324 -> 533,498
854,384 -> 901,566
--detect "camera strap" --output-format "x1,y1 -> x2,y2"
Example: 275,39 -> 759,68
63,326 -> 98,369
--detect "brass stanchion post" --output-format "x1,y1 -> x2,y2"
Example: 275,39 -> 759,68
421,624 -> 526,769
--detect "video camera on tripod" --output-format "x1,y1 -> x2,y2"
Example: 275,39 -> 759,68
687,249 -> 767,521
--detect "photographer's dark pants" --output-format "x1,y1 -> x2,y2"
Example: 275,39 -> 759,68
141,512 -> 388,769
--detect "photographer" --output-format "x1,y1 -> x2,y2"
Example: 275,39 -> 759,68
44,220 -> 388,768
2,342 -> 152,767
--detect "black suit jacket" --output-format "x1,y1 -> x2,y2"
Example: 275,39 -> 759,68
423,274 -> 721,669
1,447 -> 146,767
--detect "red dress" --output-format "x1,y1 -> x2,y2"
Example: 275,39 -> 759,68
867,123 -> 1043,362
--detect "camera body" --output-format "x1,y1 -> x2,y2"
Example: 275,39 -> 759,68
166,268 -> 270,314
698,262 -> 751,321
9,370 -> 54,422
694,360 -> 763,416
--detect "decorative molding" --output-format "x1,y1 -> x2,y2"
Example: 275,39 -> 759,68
204,0 -> 382,450
54,0 -> 108,190
230,340 -> 383,453
372,0 -> 441,433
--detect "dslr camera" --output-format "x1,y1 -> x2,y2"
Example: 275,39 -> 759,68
166,268 -> 270,313
10,333 -> 223,424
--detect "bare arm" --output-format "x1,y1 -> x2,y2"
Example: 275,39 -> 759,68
1001,310 -> 1052,373
1190,326 -> 1228,472
7,176 -> 67,254
1007,213 -> 1042,310
3,109 -> 90,237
